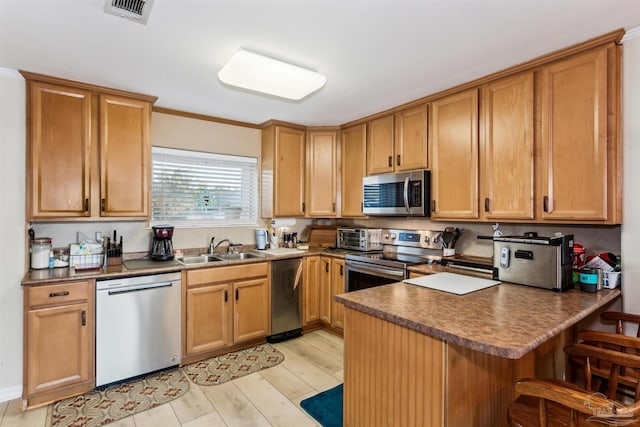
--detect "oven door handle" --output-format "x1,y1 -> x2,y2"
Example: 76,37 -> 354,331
347,264 -> 405,279
403,176 -> 410,212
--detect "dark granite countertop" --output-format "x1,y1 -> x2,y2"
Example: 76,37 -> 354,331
334,281 -> 621,359
21,246 -> 347,286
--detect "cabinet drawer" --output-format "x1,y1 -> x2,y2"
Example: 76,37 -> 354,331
187,262 -> 269,286
27,281 -> 91,308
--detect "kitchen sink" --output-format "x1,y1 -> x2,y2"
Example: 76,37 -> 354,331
214,252 -> 264,260
178,255 -> 223,265
178,252 -> 264,265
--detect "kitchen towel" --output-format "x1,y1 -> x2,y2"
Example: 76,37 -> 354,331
403,272 -> 500,295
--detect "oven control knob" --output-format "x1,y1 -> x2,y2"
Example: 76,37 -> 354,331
424,235 -> 430,244
389,233 -> 396,240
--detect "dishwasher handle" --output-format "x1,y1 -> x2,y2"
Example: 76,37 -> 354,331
106,281 -> 174,295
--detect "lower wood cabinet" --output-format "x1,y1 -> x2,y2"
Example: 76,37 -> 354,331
308,256 -> 345,333
330,258 -> 345,330
23,280 -> 95,409
184,262 -> 270,359
303,255 -> 321,325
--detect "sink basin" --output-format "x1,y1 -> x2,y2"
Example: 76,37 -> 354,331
178,255 -> 223,265
214,252 -> 264,260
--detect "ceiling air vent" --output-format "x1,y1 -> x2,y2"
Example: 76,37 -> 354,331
104,0 -> 154,25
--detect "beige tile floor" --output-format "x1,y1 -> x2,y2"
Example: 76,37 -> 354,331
0,329 -> 344,427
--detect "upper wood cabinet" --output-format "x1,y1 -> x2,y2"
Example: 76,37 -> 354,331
99,95 -> 150,217
539,48 -> 611,221
306,130 -> 338,217
394,104 -> 429,171
431,88 -> 479,219
366,114 -> 395,175
480,72 -> 534,220
261,124 -> 306,218
23,72 -> 155,221
366,106 -> 428,176
341,124 -> 367,217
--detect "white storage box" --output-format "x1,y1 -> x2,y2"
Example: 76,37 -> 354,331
602,271 -> 621,289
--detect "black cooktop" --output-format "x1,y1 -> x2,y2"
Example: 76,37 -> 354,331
345,251 -> 431,269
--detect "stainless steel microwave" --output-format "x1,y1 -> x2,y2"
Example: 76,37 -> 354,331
362,170 -> 431,216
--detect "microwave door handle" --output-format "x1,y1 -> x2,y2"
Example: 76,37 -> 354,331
403,177 -> 410,212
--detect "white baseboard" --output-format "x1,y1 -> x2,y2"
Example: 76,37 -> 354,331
0,385 -> 22,403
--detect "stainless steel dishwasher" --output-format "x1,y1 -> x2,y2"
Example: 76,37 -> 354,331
96,272 -> 182,386
267,258 -> 303,343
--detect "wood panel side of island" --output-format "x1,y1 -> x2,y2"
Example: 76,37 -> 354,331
344,308 -> 445,426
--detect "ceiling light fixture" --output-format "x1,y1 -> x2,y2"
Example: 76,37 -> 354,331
218,48 -> 326,100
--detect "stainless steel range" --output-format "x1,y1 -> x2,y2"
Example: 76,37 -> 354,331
345,229 -> 443,292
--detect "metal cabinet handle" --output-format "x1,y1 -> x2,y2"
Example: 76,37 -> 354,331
235,288 -> 239,301
484,198 -> 490,212
388,156 -> 392,167
101,198 -> 106,212
224,289 -> 228,302
302,202 -> 305,213
325,262 -> 329,273
397,154 -> 401,166
81,310 -> 86,326
431,200 -> 436,212
49,291 -> 69,298
84,198 -> 89,212
340,265 -> 344,276
543,196 -> 549,212
333,202 -> 336,213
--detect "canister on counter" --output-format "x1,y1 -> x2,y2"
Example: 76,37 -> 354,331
579,267 -> 598,292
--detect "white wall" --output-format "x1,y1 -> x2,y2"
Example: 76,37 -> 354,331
621,28 -> 640,327
0,69 -> 26,401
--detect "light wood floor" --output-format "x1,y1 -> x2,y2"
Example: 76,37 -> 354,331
0,330 -> 343,427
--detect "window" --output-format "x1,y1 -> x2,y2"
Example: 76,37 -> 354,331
151,147 -> 258,227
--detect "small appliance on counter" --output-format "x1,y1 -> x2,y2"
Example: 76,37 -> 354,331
337,228 -> 383,251
492,232 -> 574,292
255,229 -> 268,250
151,225 -> 175,261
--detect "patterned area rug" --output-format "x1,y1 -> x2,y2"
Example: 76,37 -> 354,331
49,368 -> 189,427
184,343 -> 285,385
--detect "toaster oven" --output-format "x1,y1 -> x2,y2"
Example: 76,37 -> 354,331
337,228 -> 383,251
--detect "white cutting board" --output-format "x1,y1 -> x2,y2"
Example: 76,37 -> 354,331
403,272 -> 500,295
260,248 -> 305,256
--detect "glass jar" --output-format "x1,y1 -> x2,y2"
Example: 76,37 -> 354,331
30,238 -> 52,269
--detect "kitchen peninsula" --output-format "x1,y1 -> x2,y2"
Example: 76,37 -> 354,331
335,281 -> 621,427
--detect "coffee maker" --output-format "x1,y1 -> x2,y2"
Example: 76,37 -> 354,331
151,225 -> 175,261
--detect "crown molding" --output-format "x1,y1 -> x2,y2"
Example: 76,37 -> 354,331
622,27 -> 640,43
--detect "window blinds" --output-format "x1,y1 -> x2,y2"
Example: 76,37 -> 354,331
151,147 -> 258,226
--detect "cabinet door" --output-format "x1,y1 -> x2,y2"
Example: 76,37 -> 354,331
234,278 -> 270,343
481,73 -> 534,220
274,126 -> 306,216
303,256 -> 321,325
541,49 -> 608,220
395,104 -> 429,171
26,303 -> 91,396
306,131 -> 337,217
431,88 -> 479,219
186,284 -> 231,355
319,257 -> 332,323
100,95 -> 150,217
28,82 -> 92,219
330,258 -> 345,330
367,115 -> 395,175
341,124 -> 367,217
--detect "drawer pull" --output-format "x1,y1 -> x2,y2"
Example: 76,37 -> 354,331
49,291 -> 70,298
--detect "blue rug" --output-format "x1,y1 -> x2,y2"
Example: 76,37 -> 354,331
300,384 -> 343,427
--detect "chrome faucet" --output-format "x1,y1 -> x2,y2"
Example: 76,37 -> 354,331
210,238 -> 234,254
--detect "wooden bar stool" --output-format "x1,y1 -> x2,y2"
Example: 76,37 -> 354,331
508,331 -> 640,426
601,311 -> 640,337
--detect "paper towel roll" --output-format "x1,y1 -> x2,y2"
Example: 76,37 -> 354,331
271,218 -> 296,227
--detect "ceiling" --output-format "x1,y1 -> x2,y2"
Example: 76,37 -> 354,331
1,0 -> 640,126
